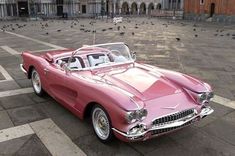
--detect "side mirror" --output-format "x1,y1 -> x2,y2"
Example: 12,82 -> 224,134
131,52 -> 136,61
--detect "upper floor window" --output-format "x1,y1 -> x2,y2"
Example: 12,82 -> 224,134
200,0 -> 204,5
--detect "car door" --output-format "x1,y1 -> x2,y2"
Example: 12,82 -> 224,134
43,57 -> 83,110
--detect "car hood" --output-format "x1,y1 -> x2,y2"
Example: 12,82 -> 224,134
95,67 -> 182,101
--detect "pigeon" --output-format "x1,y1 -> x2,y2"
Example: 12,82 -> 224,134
57,29 -> 61,32
92,30 -> 96,33
120,32 -> 125,35
108,27 -> 113,30
123,26 -> 126,29
226,33 -> 230,36
195,34 -> 198,37
132,32 -> 135,35
193,28 -> 196,31
102,29 -> 106,32
176,38 -> 180,41
135,26 -> 138,29
117,26 -> 120,31
46,32 -> 49,35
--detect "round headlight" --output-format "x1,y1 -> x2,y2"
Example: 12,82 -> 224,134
207,92 -> 214,100
199,93 -> 207,103
138,109 -> 148,120
126,112 -> 137,124
126,109 -> 148,124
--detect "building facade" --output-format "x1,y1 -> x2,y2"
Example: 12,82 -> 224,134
184,0 -> 235,22
0,0 -> 184,18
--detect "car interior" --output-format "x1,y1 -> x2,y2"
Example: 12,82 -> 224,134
87,54 -> 110,67
56,57 -> 85,69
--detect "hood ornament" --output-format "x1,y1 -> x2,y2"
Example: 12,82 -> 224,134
162,103 -> 179,110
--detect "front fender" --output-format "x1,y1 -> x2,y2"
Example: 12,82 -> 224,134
157,69 -> 212,93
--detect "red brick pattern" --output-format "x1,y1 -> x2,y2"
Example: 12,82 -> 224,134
184,0 -> 235,15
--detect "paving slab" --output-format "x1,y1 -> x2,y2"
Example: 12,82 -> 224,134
0,94 -> 35,109
0,81 -> 20,92
129,135 -> 187,155
51,110 -> 93,140
0,134 -> 33,155
0,72 -> 4,80
7,105 -> 47,126
168,126 -> 235,156
202,117 -> 235,146
15,78 -> 32,88
36,101 -> 69,118
30,119 -> 86,156
74,134 -> 141,156
14,135 -> 52,156
27,93 -> 52,103
0,110 -> 14,130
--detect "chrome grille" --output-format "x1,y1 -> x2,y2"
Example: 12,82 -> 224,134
151,120 -> 193,135
152,109 -> 194,126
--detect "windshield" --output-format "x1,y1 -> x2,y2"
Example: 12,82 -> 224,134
73,43 -> 133,68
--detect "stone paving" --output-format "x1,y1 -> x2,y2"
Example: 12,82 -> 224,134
0,17 -> 234,156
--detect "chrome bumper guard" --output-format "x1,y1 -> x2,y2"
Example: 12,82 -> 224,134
112,106 -> 214,140
20,64 -> 27,74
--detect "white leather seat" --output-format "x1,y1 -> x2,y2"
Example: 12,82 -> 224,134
88,55 -> 108,67
69,58 -> 82,69
114,55 -> 127,63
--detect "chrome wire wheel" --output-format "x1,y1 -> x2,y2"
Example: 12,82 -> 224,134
92,107 -> 111,141
31,69 -> 42,94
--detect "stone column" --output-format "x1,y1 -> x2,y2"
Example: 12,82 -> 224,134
170,1 -> 173,10
4,4 -> 7,17
119,8 -> 121,14
181,0 -> 184,10
0,5 -> 2,17
11,5 -> 13,16
28,0 -> 31,16
113,2 -> 116,15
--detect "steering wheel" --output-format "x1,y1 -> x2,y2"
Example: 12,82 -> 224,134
110,50 -> 121,56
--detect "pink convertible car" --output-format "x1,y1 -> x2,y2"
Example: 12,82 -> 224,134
20,43 -> 214,142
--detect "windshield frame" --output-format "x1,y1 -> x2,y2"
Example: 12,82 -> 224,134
67,42 -> 135,71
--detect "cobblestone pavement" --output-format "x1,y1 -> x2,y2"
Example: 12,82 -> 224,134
0,17 -> 235,156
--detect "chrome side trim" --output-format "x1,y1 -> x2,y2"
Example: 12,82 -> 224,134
112,106 -> 214,140
20,64 -> 27,74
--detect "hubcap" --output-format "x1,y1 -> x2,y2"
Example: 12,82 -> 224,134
32,70 -> 41,94
92,107 -> 110,140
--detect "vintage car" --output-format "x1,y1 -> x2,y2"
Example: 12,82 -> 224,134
20,42 -> 214,142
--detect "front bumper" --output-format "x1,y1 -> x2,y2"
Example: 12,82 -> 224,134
20,64 -> 27,74
112,106 -> 214,141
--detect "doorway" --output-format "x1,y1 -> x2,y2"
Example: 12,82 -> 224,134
106,0 -> 109,15
82,5 -> 86,14
56,0 -> 63,16
210,3 -> 215,17
18,1 -> 29,17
